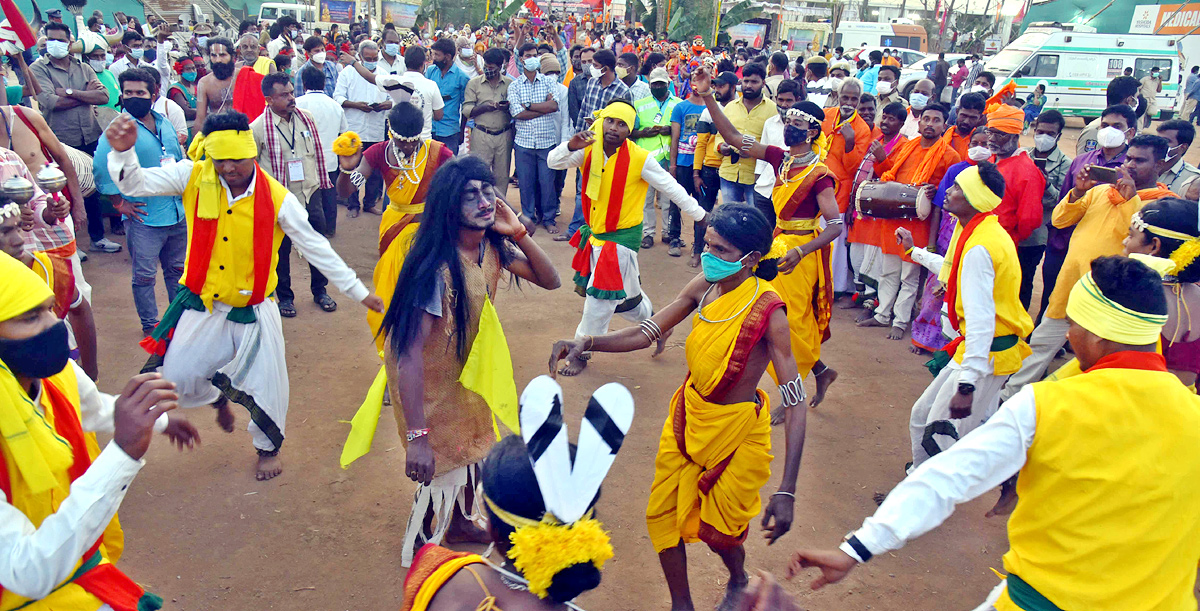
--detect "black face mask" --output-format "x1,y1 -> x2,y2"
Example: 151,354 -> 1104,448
783,124 -> 807,147
123,96 -> 152,119
0,321 -> 70,380
211,60 -> 235,80
143,48 -> 157,63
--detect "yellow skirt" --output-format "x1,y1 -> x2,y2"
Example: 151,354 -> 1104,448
367,215 -> 419,354
768,232 -> 828,382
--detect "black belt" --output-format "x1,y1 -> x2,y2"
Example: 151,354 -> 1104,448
474,124 -> 510,136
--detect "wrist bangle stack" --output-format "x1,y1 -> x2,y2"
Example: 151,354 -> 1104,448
638,319 -> 663,345
406,428 -> 430,442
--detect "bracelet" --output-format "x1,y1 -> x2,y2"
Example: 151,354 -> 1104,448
777,375 -> 805,407
406,428 -> 430,442
638,319 -> 663,345
771,491 -> 795,500
511,225 -> 528,242
696,87 -> 714,98
792,246 -> 804,258
583,335 -> 594,351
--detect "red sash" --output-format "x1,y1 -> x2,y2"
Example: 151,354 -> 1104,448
232,66 -> 266,122
943,213 -> 991,332
183,165 -> 277,306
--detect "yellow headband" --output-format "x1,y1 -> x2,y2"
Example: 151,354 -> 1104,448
584,102 -> 637,201
186,130 -> 258,220
0,251 -> 52,323
954,166 -> 1001,213
1066,272 -> 1167,345
1131,211 -> 1200,276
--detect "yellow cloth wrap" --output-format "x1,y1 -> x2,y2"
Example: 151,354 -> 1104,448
954,165 -> 1001,212
331,131 -> 362,156
646,279 -> 774,553
367,219 -> 418,353
458,296 -> 520,436
0,251 -> 53,321
1066,272 -> 1167,345
584,102 -> 636,201
768,232 -> 827,381
1128,253 -> 1178,277
185,129 -> 258,219
407,555 -> 486,611
252,56 -> 274,75
775,217 -> 821,232
986,104 -> 1024,134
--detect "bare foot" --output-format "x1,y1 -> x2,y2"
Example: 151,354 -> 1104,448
653,327 -> 674,357
716,579 -> 748,611
986,487 -> 1019,518
856,314 -> 888,328
256,453 -> 283,481
886,326 -> 905,340
809,367 -> 838,408
909,345 -> 930,355
688,253 -> 701,268
558,355 -> 587,377
214,399 -> 235,433
770,404 -> 786,425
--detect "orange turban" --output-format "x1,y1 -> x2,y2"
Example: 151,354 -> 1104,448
987,104 -> 1024,134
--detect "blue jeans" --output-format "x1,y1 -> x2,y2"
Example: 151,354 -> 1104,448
568,169 -> 585,236
514,145 -> 559,225
126,218 -> 187,332
719,177 -> 757,206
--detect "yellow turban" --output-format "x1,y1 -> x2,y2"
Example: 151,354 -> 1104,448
186,129 -> 258,219
954,165 -> 1001,213
986,104 -> 1023,135
584,101 -> 636,201
1066,271 -> 1167,345
0,251 -> 52,323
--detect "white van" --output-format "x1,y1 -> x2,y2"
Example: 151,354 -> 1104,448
259,2 -> 317,29
985,30 -> 1182,120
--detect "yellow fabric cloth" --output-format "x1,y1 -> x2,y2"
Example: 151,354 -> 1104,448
185,129 -> 259,220
458,296 -> 520,436
252,56 -> 275,75
1045,184 -> 1155,320
407,554 -> 488,611
582,142 -> 651,236
0,251 -> 52,322
179,162 -> 288,311
718,97 -> 776,184
1006,365 -> 1200,610
949,215 -> 1034,375
584,103 -> 636,201
1067,272 -> 1168,344
955,166 -> 1001,212
646,278 -> 775,553
767,231 -> 826,380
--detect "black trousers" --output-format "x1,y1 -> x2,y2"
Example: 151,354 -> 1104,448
76,139 -> 107,243
1017,244 -> 1045,311
275,195 -> 330,302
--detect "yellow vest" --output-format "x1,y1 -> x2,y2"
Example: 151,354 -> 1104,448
180,165 -> 289,310
582,142 -> 651,235
1002,355 -> 1200,610
950,215 -> 1034,375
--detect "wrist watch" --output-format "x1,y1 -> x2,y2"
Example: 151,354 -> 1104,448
64,88 -> 73,96
957,382 -> 976,395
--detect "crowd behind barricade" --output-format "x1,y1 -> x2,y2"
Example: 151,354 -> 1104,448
3,8 -> 1200,610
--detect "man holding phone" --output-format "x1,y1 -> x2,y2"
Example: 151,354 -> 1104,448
1000,134 -> 1175,401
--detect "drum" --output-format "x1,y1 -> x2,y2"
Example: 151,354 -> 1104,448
854,180 -> 931,220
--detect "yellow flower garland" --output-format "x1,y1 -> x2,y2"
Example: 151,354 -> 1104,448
506,518 -> 614,599
1169,238 -> 1200,277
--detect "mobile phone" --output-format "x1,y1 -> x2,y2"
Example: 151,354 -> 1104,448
1033,157 -> 1047,170
1087,165 -> 1119,185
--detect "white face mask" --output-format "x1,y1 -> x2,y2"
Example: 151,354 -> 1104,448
909,92 -> 929,110
88,58 -> 107,72
461,48 -> 474,58
968,145 -> 992,162
590,64 -> 602,78
46,40 -> 70,59
1034,133 -> 1057,152
876,80 -> 893,95
311,51 -> 327,64
970,84 -> 989,94
1097,125 -> 1128,149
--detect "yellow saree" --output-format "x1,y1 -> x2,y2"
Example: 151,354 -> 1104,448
646,278 -> 784,553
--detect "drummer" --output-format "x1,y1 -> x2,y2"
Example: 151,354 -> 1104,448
856,102 -> 960,341
691,69 -> 843,409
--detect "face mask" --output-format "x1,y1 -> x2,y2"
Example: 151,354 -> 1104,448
181,69 -> 199,82
736,60 -> 746,67
123,96 -> 153,119
485,67 -> 500,79
523,57 -> 540,72
876,80 -> 893,95
311,51 -> 327,64
461,48 -> 474,58
615,66 -> 628,79
909,92 -> 929,110
362,60 -> 377,70
701,251 -> 749,282
590,65 -> 602,78
385,43 -> 400,56
89,59 -> 107,72
198,36 -> 208,47
0,321 -> 70,380
211,60 -> 234,80
651,85 -> 668,98
1034,133 -> 1057,152
967,146 -> 992,162
1097,125 -> 1128,149
106,52 -> 114,64
970,84 -> 988,94
132,48 -> 145,60
783,124 -> 807,147
46,40 -> 70,59
1168,143 -> 1186,159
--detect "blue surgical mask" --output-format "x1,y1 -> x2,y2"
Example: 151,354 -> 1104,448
385,43 -> 400,56
362,60 -> 377,70
131,48 -> 145,60
523,57 -> 540,72
700,252 -> 749,282
105,52 -> 113,65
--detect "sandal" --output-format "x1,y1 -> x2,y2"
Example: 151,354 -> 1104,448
314,293 -> 337,312
278,301 -> 297,318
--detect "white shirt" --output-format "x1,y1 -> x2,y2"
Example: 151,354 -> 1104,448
807,77 -> 832,107
548,80 -> 569,147
296,90 -> 349,172
909,243 -> 997,386
900,109 -> 921,139
840,386 -> 1037,563
398,71 -> 444,142
454,54 -> 481,80
376,55 -> 403,77
266,36 -> 296,59
107,147 -> 369,302
152,96 -> 188,144
548,141 -> 706,222
332,68 -> 387,144
0,361 -> 166,602
753,114 -> 785,198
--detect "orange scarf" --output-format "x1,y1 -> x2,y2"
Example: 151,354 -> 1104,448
1105,183 -> 1176,205
880,135 -> 951,185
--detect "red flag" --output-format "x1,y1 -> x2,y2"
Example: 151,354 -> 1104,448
524,0 -> 544,18
0,0 -> 36,48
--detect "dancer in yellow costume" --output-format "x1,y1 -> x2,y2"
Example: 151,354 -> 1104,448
0,251 -> 199,611
105,111 -> 383,481
792,255 -> 1200,611
550,203 -> 807,611
336,102 -> 453,353
693,68 -> 845,411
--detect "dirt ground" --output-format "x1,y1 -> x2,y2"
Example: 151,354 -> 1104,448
79,121 -> 1196,610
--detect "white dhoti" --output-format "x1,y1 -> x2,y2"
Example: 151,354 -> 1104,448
908,361 -> 1007,470
160,299 -> 289,452
825,219 -> 854,294
402,464 -> 484,567
574,241 -> 654,339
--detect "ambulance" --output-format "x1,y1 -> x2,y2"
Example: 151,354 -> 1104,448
984,29 -> 1181,120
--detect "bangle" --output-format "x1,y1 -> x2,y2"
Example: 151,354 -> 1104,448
511,225 -> 528,241
583,335 -> 594,351
792,246 -> 804,258
406,428 -> 430,442
772,491 -> 795,500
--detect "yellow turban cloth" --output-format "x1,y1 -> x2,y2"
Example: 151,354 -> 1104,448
954,165 -> 1001,213
986,103 -> 1023,134
584,101 -> 636,201
186,129 -> 258,219
1066,271 -> 1168,345
0,252 -> 72,496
